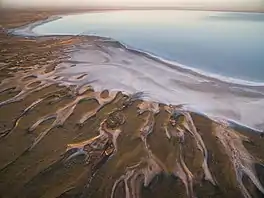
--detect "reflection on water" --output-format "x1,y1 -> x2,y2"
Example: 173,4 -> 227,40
33,10 -> 264,82
209,12 -> 264,21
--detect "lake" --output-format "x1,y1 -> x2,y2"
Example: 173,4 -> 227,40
3,10 -> 264,198
12,10 -> 264,130
32,10 -> 264,83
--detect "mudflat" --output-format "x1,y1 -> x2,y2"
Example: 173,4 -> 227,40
0,9 -> 264,198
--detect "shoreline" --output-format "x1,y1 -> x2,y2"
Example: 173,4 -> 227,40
12,13 -> 264,88
1,9 -> 264,198
9,15 -> 62,37
8,12 -> 264,132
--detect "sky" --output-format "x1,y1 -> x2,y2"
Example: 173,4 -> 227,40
1,0 -> 263,9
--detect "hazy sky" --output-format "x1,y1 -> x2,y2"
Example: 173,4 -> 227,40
2,0 -> 263,8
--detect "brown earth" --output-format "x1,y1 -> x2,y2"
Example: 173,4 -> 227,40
0,9 -> 264,198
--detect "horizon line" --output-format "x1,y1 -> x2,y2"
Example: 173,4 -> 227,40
1,6 -> 264,13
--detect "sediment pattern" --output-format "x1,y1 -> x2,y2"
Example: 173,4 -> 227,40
1,12 -> 264,198
0,65 -> 264,197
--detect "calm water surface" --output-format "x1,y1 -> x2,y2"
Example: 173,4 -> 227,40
33,10 -> 264,82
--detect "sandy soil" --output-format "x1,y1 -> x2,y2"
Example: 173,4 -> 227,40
0,9 -> 264,198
